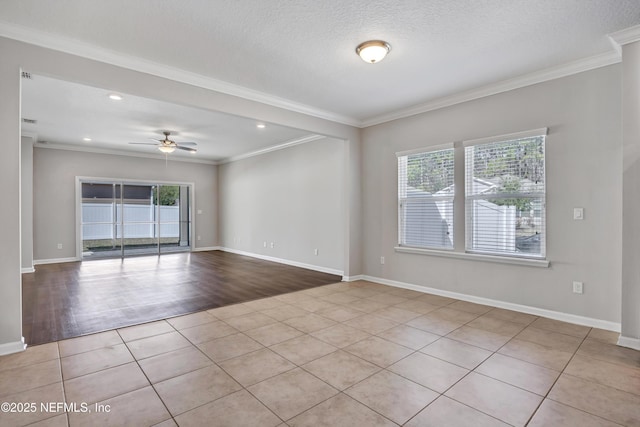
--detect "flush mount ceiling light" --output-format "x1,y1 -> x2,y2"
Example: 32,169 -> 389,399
356,40 -> 391,64
83,137 -> 91,142
108,94 -> 123,101
256,123 -> 266,129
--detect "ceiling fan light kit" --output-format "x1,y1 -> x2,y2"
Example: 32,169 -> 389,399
129,130 -> 197,155
158,145 -> 176,153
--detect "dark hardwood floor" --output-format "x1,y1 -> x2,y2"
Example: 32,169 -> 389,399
22,251 -> 342,345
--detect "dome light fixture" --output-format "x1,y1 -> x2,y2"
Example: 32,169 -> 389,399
356,40 -> 391,64
158,145 -> 176,154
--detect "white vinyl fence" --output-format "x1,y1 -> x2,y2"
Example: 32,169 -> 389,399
82,203 -> 180,240
469,200 -> 516,252
402,187 -> 516,252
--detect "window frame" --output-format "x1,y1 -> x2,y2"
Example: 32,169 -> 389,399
395,128 -> 548,266
396,144 -> 455,251
463,131 -> 547,259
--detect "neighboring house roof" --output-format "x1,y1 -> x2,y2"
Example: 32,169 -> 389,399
433,175 -> 541,197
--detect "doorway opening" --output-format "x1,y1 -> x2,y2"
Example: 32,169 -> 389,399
78,179 -> 192,259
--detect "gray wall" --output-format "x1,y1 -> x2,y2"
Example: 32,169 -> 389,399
361,65 -> 622,323
0,48 -> 22,349
621,41 -> 640,342
33,148 -> 218,261
219,138 -> 345,273
21,137 -> 34,270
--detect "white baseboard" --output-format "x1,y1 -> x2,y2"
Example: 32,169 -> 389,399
617,336 -> 640,350
343,275 -> 365,282
21,267 -> 35,273
361,275 -> 621,332
0,337 -> 26,356
34,257 -> 81,265
219,247 -> 343,276
192,246 -> 222,252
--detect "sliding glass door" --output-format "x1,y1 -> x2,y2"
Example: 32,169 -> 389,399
81,180 -> 191,259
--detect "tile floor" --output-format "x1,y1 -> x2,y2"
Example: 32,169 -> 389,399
1,280 -> 639,426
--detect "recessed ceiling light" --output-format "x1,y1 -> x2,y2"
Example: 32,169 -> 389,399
108,94 -> 123,101
356,40 -> 391,64
257,123 -> 266,129
83,137 -> 92,142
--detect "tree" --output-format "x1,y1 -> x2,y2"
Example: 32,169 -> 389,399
471,137 -> 544,212
407,149 -> 454,193
154,186 -> 180,206
493,176 -> 532,212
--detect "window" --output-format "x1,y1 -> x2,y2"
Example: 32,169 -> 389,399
398,147 -> 455,249
396,128 -> 547,263
465,135 -> 545,258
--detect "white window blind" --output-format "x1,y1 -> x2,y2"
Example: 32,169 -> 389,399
398,147 -> 455,249
464,135 -> 545,258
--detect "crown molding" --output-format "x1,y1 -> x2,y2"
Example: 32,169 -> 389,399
3,20 -> 632,131
33,134 -> 328,165
33,142 -> 220,165
220,134 -> 326,164
609,24 -> 640,49
0,21 -> 360,127
362,50 -> 621,127
21,132 -> 38,141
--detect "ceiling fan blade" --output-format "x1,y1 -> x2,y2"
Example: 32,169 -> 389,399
129,142 -> 160,146
176,145 -> 197,152
177,142 -> 197,146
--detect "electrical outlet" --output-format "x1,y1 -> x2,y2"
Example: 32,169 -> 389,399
263,241 -> 267,248
197,209 -> 203,215
314,248 -> 319,255
573,281 -> 583,294
197,235 -> 201,241
57,243 -> 62,249
380,256 -> 385,265
270,242 -> 275,249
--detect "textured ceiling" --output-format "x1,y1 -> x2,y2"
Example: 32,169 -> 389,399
21,75 -> 312,161
2,0 -> 640,123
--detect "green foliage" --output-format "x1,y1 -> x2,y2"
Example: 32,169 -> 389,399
473,137 -> 544,184
471,137 -> 544,212
492,176 -> 532,211
404,137 -> 544,212
407,149 -> 454,193
154,186 -> 180,206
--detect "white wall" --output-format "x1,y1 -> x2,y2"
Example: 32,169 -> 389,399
33,147 -> 218,261
361,65 -> 622,324
219,137 -> 344,273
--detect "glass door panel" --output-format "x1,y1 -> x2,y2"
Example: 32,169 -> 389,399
159,185 -> 191,254
81,180 -> 191,259
81,183 -> 121,259
122,184 -> 158,257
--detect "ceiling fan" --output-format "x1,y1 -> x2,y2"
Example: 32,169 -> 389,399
129,131 -> 197,154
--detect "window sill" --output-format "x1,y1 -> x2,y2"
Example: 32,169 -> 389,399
394,246 -> 550,268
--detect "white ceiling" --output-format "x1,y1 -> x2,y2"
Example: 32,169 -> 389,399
2,0 -> 639,126
21,74 -> 314,162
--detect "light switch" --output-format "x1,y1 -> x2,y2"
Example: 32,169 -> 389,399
573,208 -> 584,220
197,209 -> 203,215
